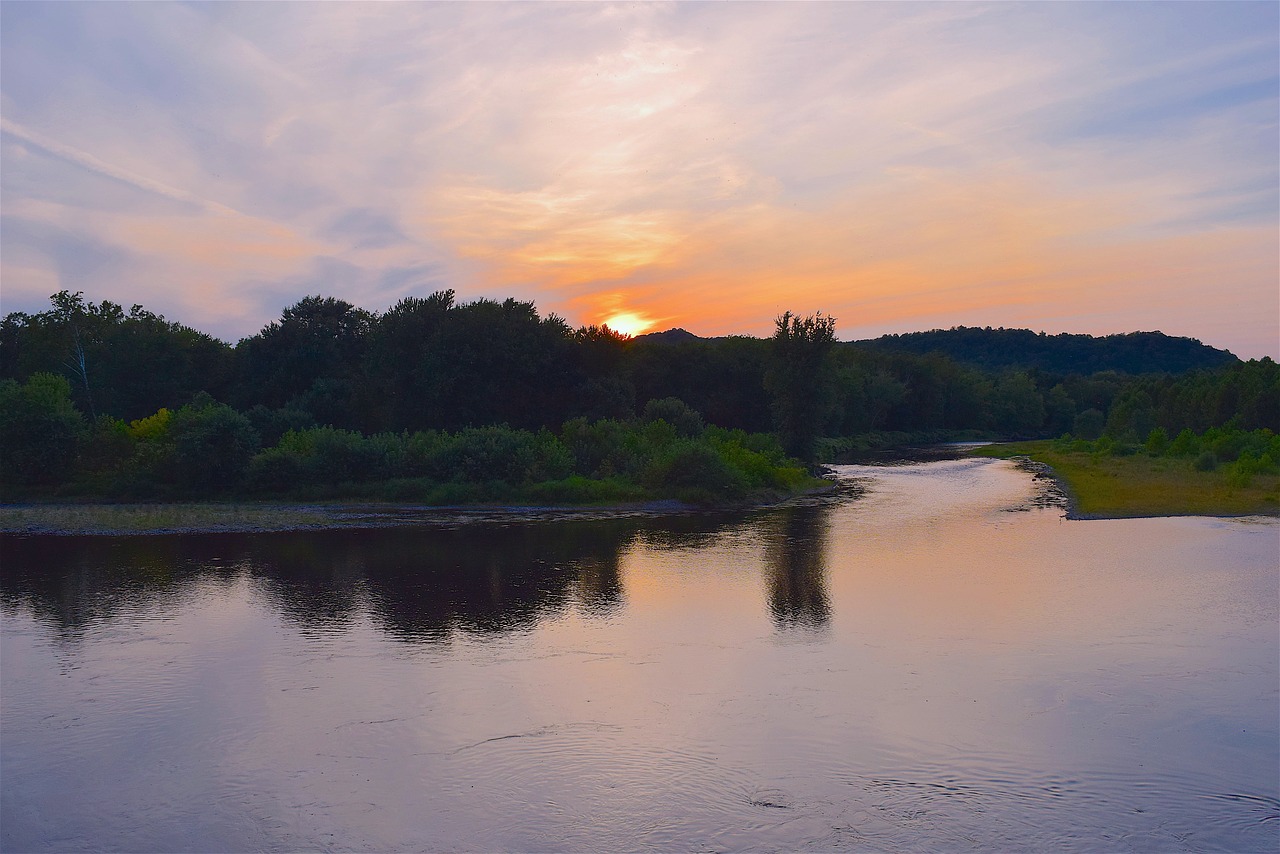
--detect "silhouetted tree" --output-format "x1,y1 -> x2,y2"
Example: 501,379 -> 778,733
765,311 -> 836,463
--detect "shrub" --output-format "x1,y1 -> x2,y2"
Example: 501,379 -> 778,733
561,418 -> 643,478
522,475 -> 644,505
246,405 -> 316,447
1193,451 -> 1218,472
0,373 -> 86,485
247,426 -> 373,491
403,431 -> 444,477
529,429 -> 573,482
428,426 -> 540,484
642,397 -> 705,438
300,427 -> 378,483
80,416 -> 135,475
1144,427 -> 1169,455
642,441 -> 747,502
1210,431 -> 1247,463
1167,428 -> 1200,457
128,408 -> 171,441
169,399 -> 260,489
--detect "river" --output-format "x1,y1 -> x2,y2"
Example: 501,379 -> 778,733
2,458 -> 1277,852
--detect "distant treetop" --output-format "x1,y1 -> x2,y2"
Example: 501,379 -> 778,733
858,326 -> 1237,375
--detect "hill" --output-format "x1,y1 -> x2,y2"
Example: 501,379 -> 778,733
857,327 -> 1237,375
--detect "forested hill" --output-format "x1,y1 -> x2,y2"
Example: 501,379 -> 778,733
859,327 -> 1238,375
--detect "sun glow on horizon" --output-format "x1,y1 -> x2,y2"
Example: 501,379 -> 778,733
601,312 -> 656,337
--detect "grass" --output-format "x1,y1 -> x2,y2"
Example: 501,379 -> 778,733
974,441 -> 1280,518
0,503 -> 376,535
0,476 -> 834,536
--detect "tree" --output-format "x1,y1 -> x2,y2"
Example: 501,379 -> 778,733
234,295 -> 374,423
55,292 -> 96,419
765,311 -> 837,463
2,292 -> 233,422
0,373 -> 85,484
168,395 -> 260,490
990,372 -> 1046,437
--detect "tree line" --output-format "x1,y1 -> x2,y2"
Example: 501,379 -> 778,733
1,290 -> 1276,498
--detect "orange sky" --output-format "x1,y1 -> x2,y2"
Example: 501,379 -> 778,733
2,3 -> 1277,355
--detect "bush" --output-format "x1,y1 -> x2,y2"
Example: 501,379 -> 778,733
1193,451 -> 1218,472
529,429 -> 573,482
561,418 -> 643,478
642,397 -> 705,438
1167,428 -> 1200,457
169,399 -> 260,489
1226,449 -> 1279,488
246,405 -> 316,447
1144,427 -> 1169,455
1210,431 -> 1247,463
80,416 -> 135,475
428,426 -> 540,484
0,374 -> 86,485
128,408 -> 171,441
643,441 -> 747,502
247,426 -> 374,491
522,475 -> 644,505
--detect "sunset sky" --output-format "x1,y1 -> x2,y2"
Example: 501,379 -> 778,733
2,2 -> 1276,356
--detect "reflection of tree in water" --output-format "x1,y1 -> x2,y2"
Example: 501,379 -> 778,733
764,503 -> 832,632
572,553 -> 623,617
349,523 -> 635,641
1,512 -> 763,643
1,517 -> 680,643
0,536 -> 241,644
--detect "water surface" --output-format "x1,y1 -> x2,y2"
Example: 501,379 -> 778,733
3,459 -> 1277,851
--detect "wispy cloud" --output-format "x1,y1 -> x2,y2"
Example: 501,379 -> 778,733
1,1 -> 1275,355
0,118 -> 236,215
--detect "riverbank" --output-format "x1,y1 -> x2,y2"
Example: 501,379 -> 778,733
973,441 -> 1280,518
0,483 -> 845,536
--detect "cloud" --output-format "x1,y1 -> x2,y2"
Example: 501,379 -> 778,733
0,119 -> 235,215
1,2 -> 1275,355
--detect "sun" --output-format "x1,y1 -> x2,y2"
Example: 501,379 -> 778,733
601,312 -> 655,337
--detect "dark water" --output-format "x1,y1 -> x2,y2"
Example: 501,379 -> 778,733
2,459 -> 1277,852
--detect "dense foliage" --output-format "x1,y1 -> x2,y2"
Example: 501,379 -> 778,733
2,289 -> 1276,500
862,326 -> 1238,374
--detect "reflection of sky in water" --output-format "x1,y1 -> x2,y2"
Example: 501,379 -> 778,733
2,458 -> 1277,851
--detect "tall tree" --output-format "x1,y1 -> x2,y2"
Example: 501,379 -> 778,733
765,311 -> 837,463
233,296 -> 374,427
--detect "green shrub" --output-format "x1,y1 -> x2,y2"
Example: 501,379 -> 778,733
528,429 -> 573,482
1167,428 -> 1200,457
169,399 -> 260,489
247,426 -> 373,490
561,418 -> 643,478
642,397 -> 705,438
80,416 -> 135,474
1144,427 -> 1169,455
403,431 -> 444,477
0,374 -> 86,485
1193,451 -> 1218,472
428,425 -> 540,484
1210,431 -> 1247,463
246,405 -> 315,447
522,475 -> 644,505
643,441 -> 747,502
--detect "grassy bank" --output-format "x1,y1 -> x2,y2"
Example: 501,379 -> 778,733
974,441 -> 1280,518
0,502 -> 366,535
0,477 -> 834,536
